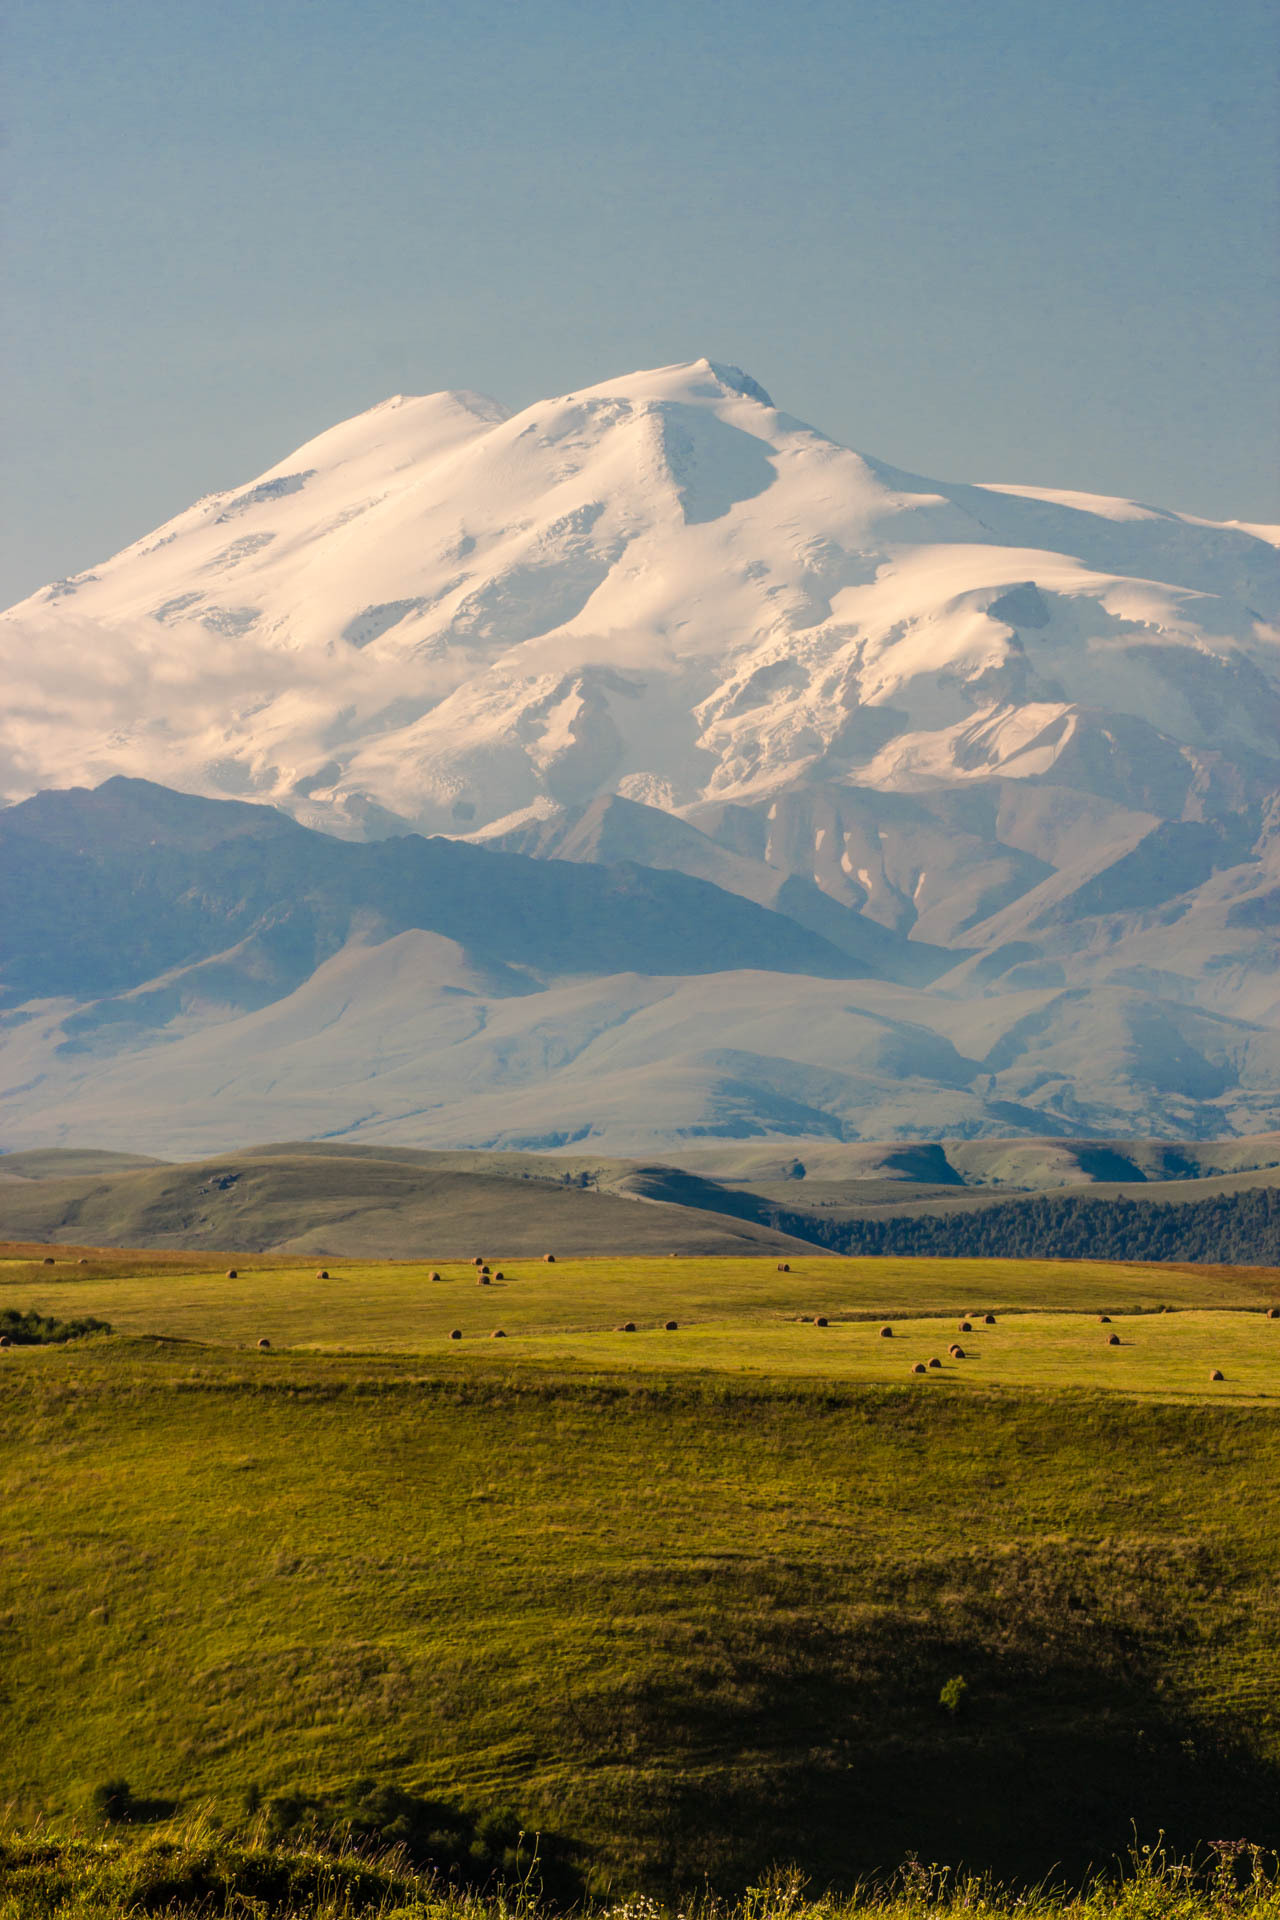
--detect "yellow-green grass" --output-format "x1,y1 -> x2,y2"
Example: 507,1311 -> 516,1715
3,1244 -> 1280,1891
3,1248 -> 1277,1357
4,1828 -> 1280,1920
2,1334 -> 1280,1891
457,1309 -> 1280,1401
4,1827 -> 1280,1920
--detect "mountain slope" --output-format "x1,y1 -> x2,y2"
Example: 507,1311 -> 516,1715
1,359 -> 1277,1150
3,359 -> 1275,844
2,780 -> 1278,1154
0,776 -> 877,1012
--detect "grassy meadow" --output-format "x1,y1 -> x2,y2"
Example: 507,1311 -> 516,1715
1,1243 -> 1279,1903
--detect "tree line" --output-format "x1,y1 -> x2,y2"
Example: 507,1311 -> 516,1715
767,1185 -> 1280,1266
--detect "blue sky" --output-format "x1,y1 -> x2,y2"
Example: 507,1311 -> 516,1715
4,0 -> 1277,605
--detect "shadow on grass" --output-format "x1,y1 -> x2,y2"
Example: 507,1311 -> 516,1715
569,1541 -> 1280,1892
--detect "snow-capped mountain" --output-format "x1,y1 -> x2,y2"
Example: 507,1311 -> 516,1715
5,358 -> 1277,843
2,361 -> 1277,1151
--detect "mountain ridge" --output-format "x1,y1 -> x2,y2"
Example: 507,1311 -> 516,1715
1,359 -> 1276,1149
4,358 -> 1276,843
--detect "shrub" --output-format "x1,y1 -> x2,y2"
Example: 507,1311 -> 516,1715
939,1674 -> 969,1716
0,1306 -> 110,1345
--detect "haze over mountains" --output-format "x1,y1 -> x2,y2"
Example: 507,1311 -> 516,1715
2,360 -> 1277,1153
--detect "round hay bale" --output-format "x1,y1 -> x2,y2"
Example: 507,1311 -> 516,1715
493,1271 -> 504,1282
879,1325 -> 893,1338
544,1253 -> 556,1263
1210,1368 -> 1224,1381
777,1262 -> 790,1272
664,1320 -> 678,1331
42,1256 -> 54,1265
928,1356 -> 943,1369
492,1329 -> 507,1339
951,1345 -> 966,1359
0,1335 -> 10,1349
226,1268 -> 238,1279
911,1361 -> 927,1374
477,1275 -> 491,1285
1098,1314 -> 1111,1323
1268,1307 -> 1280,1320
316,1269 -> 329,1280
449,1329 -> 462,1341
481,1264 -> 491,1274
1107,1332 -> 1121,1346
958,1321 -> 972,1332
77,1257 -> 88,1266
473,1256 -> 484,1266
815,1316 -> 829,1327
983,1313 -> 996,1325
618,1321 -> 636,1333
429,1271 -> 441,1282
257,1337 -> 270,1350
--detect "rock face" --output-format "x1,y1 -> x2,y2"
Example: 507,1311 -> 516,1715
1,358 -> 1277,1153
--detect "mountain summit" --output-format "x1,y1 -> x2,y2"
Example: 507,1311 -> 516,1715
4,358 -> 1276,844
2,362 -> 1278,1150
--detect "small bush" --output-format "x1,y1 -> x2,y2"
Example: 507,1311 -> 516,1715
939,1674 -> 969,1716
0,1306 -> 110,1345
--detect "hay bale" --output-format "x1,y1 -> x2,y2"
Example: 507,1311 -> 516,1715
257,1337 -> 270,1350
316,1269 -> 329,1280
879,1325 -> 893,1338
429,1271 -> 441,1282
618,1321 -> 636,1333
958,1321 -> 972,1332
664,1320 -> 678,1331
1098,1314 -> 1111,1323
777,1262 -> 790,1272
911,1361 -> 927,1374
0,1335 -> 10,1349
1107,1332 -> 1121,1345
951,1345 -> 966,1359
77,1257 -> 88,1266
477,1275 -> 491,1285
481,1264 -> 491,1274
226,1268 -> 238,1279
983,1313 -> 996,1325
473,1256 -> 484,1266
815,1316 -> 828,1327
492,1329 -> 507,1339
1268,1307 -> 1280,1320
1210,1368 -> 1224,1381
42,1256 -> 54,1265
449,1329 -> 462,1341
928,1357 -> 942,1369
544,1253 -> 556,1263
494,1271 -> 505,1281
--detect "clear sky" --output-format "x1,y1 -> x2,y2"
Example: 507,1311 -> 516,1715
4,0 -> 1277,607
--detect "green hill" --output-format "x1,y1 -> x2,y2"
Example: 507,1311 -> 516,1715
1,1246 -> 1278,1893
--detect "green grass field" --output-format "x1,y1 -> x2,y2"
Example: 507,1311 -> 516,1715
2,1244 -> 1279,1900
5,1247 -> 1278,1398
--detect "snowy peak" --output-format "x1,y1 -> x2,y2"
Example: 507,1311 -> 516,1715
1,360 -> 1276,849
